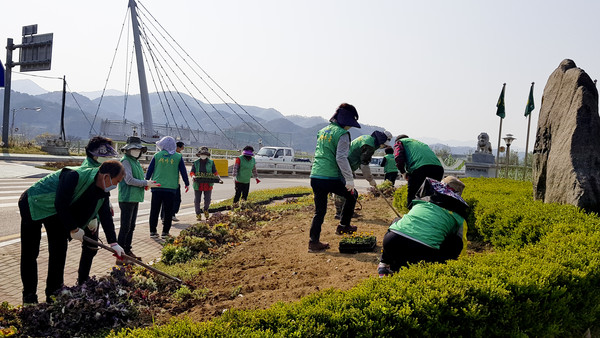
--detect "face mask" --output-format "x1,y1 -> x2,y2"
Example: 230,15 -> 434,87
97,156 -> 111,164
199,155 -> 207,160
103,175 -> 118,192
129,149 -> 142,158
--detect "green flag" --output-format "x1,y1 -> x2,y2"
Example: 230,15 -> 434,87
524,82 -> 535,116
496,83 -> 506,119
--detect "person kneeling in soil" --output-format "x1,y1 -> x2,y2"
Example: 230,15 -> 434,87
378,176 -> 468,276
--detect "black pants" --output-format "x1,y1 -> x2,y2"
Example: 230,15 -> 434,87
19,191 -> 69,303
150,190 -> 176,234
160,185 -> 181,219
309,178 -> 357,242
384,172 -> 399,186
233,181 -> 250,203
381,230 -> 447,272
406,165 -> 444,208
118,202 -> 139,252
77,225 -> 99,285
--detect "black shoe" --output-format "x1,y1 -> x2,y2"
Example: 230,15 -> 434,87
336,224 -> 357,235
22,293 -> 38,305
150,232 -> 159,238
172,215 -> 179,222
308,241 -> 330,252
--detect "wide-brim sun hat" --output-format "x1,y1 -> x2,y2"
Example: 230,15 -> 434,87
196,146 -> 210,156
331,105 -> 360,129
89,143 -> 118,157
121,136 -> 147,153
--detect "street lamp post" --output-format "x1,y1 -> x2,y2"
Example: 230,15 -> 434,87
10,107 -> 41,146
502,133 -> 516,179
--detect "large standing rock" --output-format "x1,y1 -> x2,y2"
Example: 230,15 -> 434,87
532,59 -> 600,213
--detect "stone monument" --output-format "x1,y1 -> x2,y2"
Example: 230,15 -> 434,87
532,59 -> 600,213
466,132 -> 496,177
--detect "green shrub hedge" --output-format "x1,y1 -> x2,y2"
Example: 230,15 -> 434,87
110,177 -> 600,336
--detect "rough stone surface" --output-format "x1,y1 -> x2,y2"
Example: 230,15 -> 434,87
532,59 -> 600,213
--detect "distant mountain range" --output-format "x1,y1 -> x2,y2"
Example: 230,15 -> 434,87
2,79 -> 478,154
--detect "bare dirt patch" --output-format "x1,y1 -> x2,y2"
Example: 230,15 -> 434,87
183,196 -> 395,322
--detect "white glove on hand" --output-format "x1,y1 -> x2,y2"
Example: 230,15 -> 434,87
87,218 -> 98,232
369,179 -> 377,187
345,180 -> 355,192
110,243 -> 125,259
70,228 -> 85,242
146,180 -> 161,188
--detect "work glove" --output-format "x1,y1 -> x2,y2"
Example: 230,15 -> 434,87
256,178 -> 261,184
146,180 -> 161,188
87,218 -> 98,232
70,228 -> 85,242
185,186 -> 190,193
369,179 -> 377,187
345,180 -> 355,192
110,243 -> 125,260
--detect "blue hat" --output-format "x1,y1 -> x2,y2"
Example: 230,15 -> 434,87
371,131 -> 390,147
331,106 -> 360,129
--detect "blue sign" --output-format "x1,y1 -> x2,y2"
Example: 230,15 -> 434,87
0,59 -> 4,87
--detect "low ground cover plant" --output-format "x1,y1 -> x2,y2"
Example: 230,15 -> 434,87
107,177 -> 600,336
1,187 -> 311,337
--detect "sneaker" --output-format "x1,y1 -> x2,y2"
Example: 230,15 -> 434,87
378,263 -> 392,277
161,232 -> 172,239
150,232 -> 159,238
172,215 -> 180,222
336,224 -> 357,235
308,241 -> 330,252
204,210 -> 210,219
196,214 -> 202,221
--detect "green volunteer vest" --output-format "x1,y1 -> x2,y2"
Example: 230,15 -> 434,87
150,150 -> 182,190
310,123 -> 349,179
236,156 -> 255,184
81,156 -> 100,168
192,159 -> 215,190
27,166 -> 102,222
400,138 -> 442,173
348,135 -> 376,172
118,155 -> 146,202
383,154 -> 398,173
389,200 -> 464,249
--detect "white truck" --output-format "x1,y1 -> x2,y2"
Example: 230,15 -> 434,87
255,146 -> 295,162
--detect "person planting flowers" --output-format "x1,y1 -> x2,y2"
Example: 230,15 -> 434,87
378,176 -> 468,277
232,145 -> 260,204
190,146 -> 223,220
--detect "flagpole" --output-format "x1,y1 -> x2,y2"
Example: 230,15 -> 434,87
495,117 -> 503,178
522,82 -> 535,180
495,83 -> 506,178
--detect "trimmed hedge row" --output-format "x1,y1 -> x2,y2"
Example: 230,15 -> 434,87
110,178 -> 600,336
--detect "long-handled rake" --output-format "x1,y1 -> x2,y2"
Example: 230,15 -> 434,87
376,186 -> 401,218
83,236 -> 182,284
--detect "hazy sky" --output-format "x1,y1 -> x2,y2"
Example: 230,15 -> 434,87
2,0 -> 599,150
